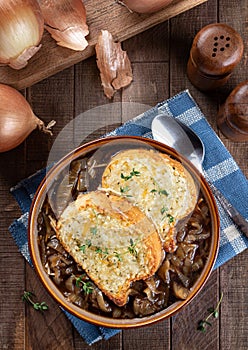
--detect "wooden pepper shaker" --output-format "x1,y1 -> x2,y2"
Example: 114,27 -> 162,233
217,80 -> 248,141
187,23 -> 244,91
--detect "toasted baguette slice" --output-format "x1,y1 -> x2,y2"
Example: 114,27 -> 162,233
56,191 -> 162,307
101,148 -> 198,252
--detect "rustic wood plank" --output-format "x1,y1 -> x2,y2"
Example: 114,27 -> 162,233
123,21 -> 170,63
0,243 -> 25,350
0,0 -> 207,90
0,121 -> 25,349
25,66 -> 75,173
25,264 -> 75,350
122,62 -> 169,108
171,271 -> 220,350
217,3 -> 248,349
0,142 -> 27,349
220,250 -> 248,350
123,319 -> 170,350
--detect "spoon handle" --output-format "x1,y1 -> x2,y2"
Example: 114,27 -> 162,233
209,184 -> 248,238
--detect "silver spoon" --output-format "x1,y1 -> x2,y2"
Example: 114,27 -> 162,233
152,114 -> 204,172
151,114 -> 248,237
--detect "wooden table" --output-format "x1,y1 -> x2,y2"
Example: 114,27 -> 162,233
0,0 -> 247,349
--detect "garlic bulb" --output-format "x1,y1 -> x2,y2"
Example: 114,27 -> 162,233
0,0 -> 44,70
39,0 -> 89,51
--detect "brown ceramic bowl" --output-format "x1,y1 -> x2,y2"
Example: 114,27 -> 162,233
28,136 -> 220,328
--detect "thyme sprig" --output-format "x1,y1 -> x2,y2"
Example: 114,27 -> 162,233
150,177 -> 168,196
79,239 -> 92,253
197,292 -> 223,333
128,238 -> 138,257
121,168 -> 140,181
22,291 -> 48,311
75,274 -> 94,294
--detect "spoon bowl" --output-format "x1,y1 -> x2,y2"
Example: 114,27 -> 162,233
151,114 -> 205,172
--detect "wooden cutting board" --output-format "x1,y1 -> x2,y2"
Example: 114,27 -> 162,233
0,0 -> 207,90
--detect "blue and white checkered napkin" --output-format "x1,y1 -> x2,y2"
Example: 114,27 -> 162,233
9,90 -> 248,345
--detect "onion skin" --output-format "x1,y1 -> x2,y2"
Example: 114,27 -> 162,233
122,0 -> 173,13
0,84 -> 55,153
0,0 -> 44,69
38,0 -> 89,51
95,30 -> 133,99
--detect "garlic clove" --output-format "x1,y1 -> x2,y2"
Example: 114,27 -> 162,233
39,0 -> 89,51
0,1 -> 44,70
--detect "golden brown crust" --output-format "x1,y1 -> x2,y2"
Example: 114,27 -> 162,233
56,191 -> 162,306
102,148 -> 198,253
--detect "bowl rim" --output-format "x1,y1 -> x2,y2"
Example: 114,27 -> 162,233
28,135 -> 220,328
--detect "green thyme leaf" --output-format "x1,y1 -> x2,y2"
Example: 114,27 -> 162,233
213,311 -> 219,318
151,178 -> 168,196
128,238 -> 138,257
75,275 -> 93,294
130,168 -> 140,177
114,252 -> 122,262
159,189 -> 168,196
90,226 -> 97,235
167,214 -> 174,223
197,293 -> 223,333
86,239 -> 92,247
161,206 -> 168,215
103,248 -> 109,256
80,239 -> 92,253
22,291 -> 48,312
75,274 -> 85,287
120,186 -> 130,193
82,281 -> 94,294
121,168 -> 140,181
80,245 -> 86,253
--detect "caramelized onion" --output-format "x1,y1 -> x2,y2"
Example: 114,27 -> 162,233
95,290 -> 112,313
38,188 -> 211,318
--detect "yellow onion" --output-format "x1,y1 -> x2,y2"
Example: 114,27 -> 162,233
121,0 -> 173,13
38,0 -> 89,51
0,84 -> 55,153
0,0 -> 44,70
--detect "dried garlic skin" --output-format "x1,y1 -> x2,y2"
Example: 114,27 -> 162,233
0,0 -> 44,69
39,0 -> 89,51
95,30 -> 133,99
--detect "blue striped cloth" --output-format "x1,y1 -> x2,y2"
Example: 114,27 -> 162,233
9,90 -> 248,345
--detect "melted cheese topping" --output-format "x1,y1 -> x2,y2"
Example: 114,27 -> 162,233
57,192 -> 160,301
102,149 -> 192,237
